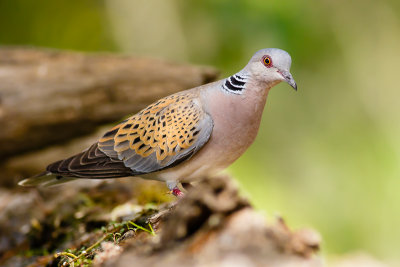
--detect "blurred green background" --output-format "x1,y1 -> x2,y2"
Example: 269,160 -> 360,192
1,0 -> 399,263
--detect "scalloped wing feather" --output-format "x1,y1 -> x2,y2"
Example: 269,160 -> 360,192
98,91 -> 213,174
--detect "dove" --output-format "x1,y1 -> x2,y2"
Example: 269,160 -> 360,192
19,48 -> 297,196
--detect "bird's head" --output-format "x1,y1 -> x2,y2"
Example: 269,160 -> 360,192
245,48 -> 297,91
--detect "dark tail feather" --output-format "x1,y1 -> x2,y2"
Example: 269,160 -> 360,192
18,143 -> 135,187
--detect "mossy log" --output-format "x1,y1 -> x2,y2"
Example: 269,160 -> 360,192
0,176 -> 322,267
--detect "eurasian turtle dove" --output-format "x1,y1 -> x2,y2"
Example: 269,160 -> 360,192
19,48 -> 297,196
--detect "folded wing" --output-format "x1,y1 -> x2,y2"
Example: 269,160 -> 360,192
98,91 -> 213,174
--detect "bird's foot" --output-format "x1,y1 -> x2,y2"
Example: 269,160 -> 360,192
171,187 -> 184,197
166,181 -> 184,197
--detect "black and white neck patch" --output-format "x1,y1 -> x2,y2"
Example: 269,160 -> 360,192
221,74 -> 248,94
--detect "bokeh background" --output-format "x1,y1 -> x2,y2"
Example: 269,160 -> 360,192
1,0 -> 400,264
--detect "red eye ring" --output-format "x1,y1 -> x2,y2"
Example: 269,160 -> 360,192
262,55 -> 272,67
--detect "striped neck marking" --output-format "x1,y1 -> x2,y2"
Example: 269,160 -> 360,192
222,74 -> 248,94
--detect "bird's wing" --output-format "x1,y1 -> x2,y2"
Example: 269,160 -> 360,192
22,91 -> 213,184
98,91 -> 213,174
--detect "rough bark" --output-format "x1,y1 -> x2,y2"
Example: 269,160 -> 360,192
0,47 -> 219,160
107,176 -> 323,267
0,176 -> 323,267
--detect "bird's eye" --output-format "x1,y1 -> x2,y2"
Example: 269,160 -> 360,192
262,55 -> 272,67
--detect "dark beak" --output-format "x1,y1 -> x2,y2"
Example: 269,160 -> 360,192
280,70 -> 297,91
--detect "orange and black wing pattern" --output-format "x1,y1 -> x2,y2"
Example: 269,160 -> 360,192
98,91 -> 213,174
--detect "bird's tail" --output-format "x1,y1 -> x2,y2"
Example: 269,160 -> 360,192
18,172 -> 77,187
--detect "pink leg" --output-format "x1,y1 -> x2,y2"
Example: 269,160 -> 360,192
172,187 -> 184,197
166,181 -> 184,197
